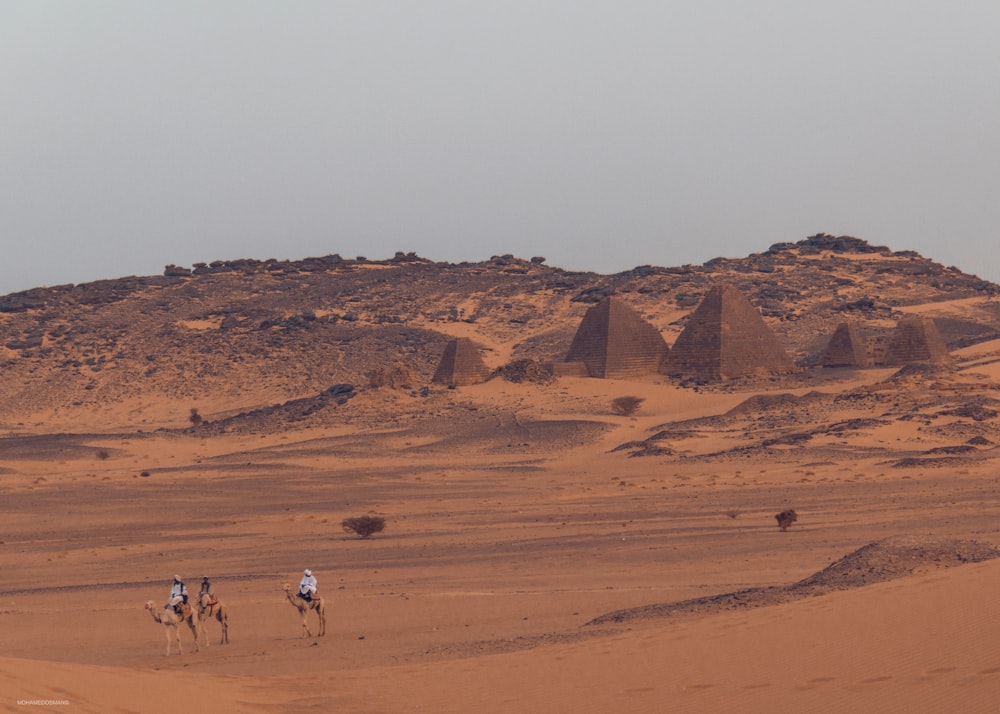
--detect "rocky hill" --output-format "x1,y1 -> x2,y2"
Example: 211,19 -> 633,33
1,235 -> 998,425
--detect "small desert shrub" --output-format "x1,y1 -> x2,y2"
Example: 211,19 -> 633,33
189,408 -> 203,426
96,450 -> 110,461
342,515 -> 386,539
611,396 -> 644,417
775,509 -> 798,532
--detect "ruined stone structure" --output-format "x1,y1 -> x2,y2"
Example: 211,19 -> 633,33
663,284 -> 794,381
368,363 -> 420,389
562,296 -> 670,378
432,337 -> 491,386
819,322 -> 870,368
878,317 -> 949,365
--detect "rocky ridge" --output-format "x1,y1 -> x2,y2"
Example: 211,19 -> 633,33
1,235 -> 998,423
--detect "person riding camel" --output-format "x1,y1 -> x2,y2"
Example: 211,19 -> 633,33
299,569 -> 317,602
167,575 -> 189,614
199,576 -> 214,600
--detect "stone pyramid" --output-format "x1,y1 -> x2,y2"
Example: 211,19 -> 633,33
663,284 -> 794,381
819,322 -> 870,368
562,296 -> 669,378
877,317 -> 949,366
432,337 -> 491,386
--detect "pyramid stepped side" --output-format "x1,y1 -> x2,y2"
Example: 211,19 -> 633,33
604,299 -> 671,378
663,291 -> 724,381
716,286 -> 794,378
665,284 -> 794,381
819,322 -> 870,368
563,297 -> 669,378
550,360 -> 590,377
877,317 -> 950,366
432,338 -> 491,386
564,300 -> 611,378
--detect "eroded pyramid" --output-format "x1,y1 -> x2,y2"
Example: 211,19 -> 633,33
877,317 -> 949,366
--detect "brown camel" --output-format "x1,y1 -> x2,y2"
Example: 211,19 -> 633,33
282,583 -> 326,637
144,601 -> 200,656
197,591 -> 230,645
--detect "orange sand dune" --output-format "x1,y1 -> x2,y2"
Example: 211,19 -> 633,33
3,560 -> 999,713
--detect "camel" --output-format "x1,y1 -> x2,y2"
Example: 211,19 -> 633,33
197,591 -> 229,645
144,601 -> 200,656
282,582 -> 326,637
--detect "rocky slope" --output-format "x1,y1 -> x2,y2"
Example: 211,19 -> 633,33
1,235 -> 998,424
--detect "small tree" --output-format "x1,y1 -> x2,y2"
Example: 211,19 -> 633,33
342,515 -> 386,539
611,396 -> 644,416
189,408 -> 203,426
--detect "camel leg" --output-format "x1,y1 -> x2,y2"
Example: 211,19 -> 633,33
196,611 -> 206,646
187,619 -> 200,653
301,609 -> 312,638
202,610 -> 210,647
317,604 -> 326,637
220,610 -> 229,645
164,626 -> 172,656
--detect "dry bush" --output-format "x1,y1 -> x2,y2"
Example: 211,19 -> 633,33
775,509 -> 798,531
189,408 -> 203,426
341,515 -> 386,539
611,396 -> 644,416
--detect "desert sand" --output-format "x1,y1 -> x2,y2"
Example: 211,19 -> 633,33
3,239 -> 1000,713
4,334 -> 1000,713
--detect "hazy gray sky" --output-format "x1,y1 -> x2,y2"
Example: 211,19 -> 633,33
2,1 -> 999,295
